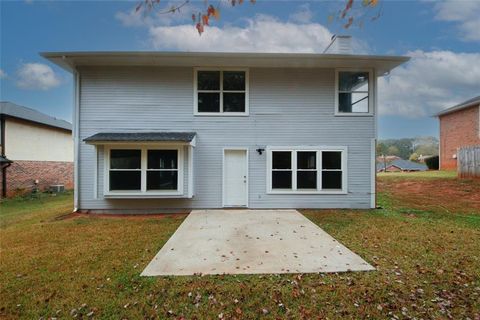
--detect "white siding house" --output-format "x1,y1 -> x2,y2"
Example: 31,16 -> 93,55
43,51 -> 408,213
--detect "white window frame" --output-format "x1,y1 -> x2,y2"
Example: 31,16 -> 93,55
266,146 -> 348,195
104,144 -> 184,197
193,67 -> 249,116
335,68 -> 374,116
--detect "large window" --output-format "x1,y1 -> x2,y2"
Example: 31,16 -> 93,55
268,147 -> 346,193
195,69 -> 248,115
336,70 -> 371,114
106,146 -> 183,195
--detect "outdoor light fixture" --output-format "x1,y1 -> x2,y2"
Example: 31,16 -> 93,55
256,148 -> 265,155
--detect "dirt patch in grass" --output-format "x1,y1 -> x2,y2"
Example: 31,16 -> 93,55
378,174 -> 480,214
55,212 -> 190,221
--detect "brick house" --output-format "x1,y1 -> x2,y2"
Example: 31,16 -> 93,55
436,96 -> 480,170
0,102 -> 74,198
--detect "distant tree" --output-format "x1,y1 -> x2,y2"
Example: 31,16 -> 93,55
409,152 -> 419,162
413,137 -> 439,156
376,142 -> 388,156
387,145 -> 400,156
376,141 -> 388,171
134,0 -> 382,35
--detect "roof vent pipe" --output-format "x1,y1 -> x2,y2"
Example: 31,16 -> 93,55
323,35 -> 352,54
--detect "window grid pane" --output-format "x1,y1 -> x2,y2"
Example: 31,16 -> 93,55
198,71 -> 220,90
109,171 -> 141,191
110,149 -> 141,169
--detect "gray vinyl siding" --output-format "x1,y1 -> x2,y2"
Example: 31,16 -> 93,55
77,66 -> 375,211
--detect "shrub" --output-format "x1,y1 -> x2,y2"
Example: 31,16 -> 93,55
425,155 -> 439,170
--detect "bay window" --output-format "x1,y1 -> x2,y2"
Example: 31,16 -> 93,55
267,147 -> 346,193
105,146 -> 183,195
195,69 -> 248,115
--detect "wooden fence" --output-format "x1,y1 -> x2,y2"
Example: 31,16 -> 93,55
457,146 -> 480,178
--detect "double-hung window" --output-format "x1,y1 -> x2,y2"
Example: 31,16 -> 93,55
105,146 -> 183,196
195,69 -> 248,115
336,70 -> 372,115
268,147 -> 346,193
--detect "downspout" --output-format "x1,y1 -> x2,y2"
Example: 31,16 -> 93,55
73,70 -> 80,211
1,114 -> 7,198
372,69 -> 379,209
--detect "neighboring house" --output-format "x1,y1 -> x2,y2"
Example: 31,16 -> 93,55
435,96 -> 480,170
376,155 -> 401,163
0,102 -> 73,198
377,159 -> 428,172
43,42 -> 408,212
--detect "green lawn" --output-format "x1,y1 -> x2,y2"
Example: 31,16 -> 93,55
1,172 -> 479,319
377,170 -> 458,180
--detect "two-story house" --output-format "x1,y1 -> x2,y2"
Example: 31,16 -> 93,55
43,46 -> 408,213
0,102 -> 73,198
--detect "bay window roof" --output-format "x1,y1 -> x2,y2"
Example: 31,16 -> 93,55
84,132 -> 196,145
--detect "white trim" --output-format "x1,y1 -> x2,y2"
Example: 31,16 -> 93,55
103,144 -> 186,198
266,146 -> 348,195
334,68 -> 374,116
193,68 -> 249,116
187,145 -> 194,198
371,67 -> 378,208
370,138 -> 376,208
93,147 -> 98,199
222,147 -> 249,207
73,71 -> 80,211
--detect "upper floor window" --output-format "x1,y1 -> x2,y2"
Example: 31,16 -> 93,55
195,69 -> 249,115
336,70 -> 372,115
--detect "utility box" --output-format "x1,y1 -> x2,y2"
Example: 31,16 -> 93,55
49,184 -> 65,193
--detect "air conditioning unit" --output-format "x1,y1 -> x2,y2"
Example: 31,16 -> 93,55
49,185 -> 65,193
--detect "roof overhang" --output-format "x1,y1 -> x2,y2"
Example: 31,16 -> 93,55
41,51 -> 410,75
84,132 -> 196,146
435,96 -> 480,117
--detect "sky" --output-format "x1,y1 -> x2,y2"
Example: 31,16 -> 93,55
0,0 -> 479,139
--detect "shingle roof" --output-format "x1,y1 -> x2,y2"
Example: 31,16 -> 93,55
0,101 -> 72,131
388,159 -> 428,171
84,132 -> 196,143
435,95 -> 480,117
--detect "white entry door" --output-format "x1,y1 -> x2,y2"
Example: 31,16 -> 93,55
223,149 -> 248,207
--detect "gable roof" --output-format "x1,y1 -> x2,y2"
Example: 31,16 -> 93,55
435,95 -> 480,117
0,101 -> 72,131
41,51 -> 409,75
388,159 -> 428,171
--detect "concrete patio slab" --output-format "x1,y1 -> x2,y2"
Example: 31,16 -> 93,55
141,209 -> 375,276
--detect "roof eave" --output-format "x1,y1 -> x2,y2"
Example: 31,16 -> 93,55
434,97 -> 480,117
41,51 -> 410,75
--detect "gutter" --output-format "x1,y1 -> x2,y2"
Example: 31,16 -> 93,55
73,70 -> 80,212
1,114 -> 7,198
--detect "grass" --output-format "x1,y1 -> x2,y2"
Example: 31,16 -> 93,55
377,169 -> 458,180
1,173 -> 479,319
